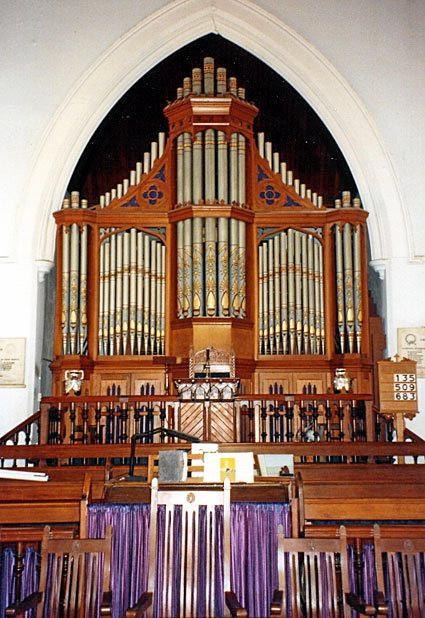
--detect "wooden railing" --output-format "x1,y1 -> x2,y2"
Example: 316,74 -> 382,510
30,394 -> 373,446
1,441 -> 425,470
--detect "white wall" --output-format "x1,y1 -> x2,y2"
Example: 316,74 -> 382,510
0,0 -> 424,436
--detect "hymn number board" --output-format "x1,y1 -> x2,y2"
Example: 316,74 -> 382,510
378,356 -> 418,416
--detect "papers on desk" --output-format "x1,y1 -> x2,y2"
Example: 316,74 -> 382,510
0,469 -> 49,482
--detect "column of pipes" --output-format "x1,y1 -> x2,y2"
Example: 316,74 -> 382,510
60,192 -> 88,355
177,217 -> 246,319
258,229 -> 325,355
98,229 -> 165,355
333,192 -> 363,353
256,132 -> 324,208
175,131 -> 246,206
98,131 -> 166,208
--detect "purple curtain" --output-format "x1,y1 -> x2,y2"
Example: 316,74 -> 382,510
88,502 -> 291,618
0,546 -> 39,617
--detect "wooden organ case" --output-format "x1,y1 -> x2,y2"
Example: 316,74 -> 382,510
51,57 -> 372,399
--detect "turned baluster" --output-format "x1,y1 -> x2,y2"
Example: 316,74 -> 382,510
260,401 -> 267,442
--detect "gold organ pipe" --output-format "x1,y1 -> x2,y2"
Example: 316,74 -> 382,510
204,129 -> 215,202
319,242 -> 325,354
103,234 -> 110,356
287,229 -> 295,354
238,220 -> 246,318
335,225 -> 345,353
62,224 -> 70,354
229,133 -> 238,203
160,244 -> 166,354
307,235 -> 315,353
353,225 -> 363,353
343,223 -> 355,353
183,219 -> 192,317
204,57 -> 214,95
129,228 -> 137,354
176,221 -> 184,318
301,234 -> 309,353
280,232 -> 288,354
155,242 -> 162,354
262,243 -> 269,354
192,217 -> 203,317
267,237 -> 275,353
314,240 -> 321,354
143,234 -> 150,354
115,232 -> 123,354
122,233 -> 130,353
176,134 -> 184,204
229,218 -> 240,317
258,244 -> 264,353
183,132 -> 192,203
136,231 -> 143,354
193,132 -> 203,205
149,239 -> 157,354
98,231 -> 104,354
218,218 -> 229,317
217,131 -> 228,203
294,231 -> 302,353
109,230 -> 116,355
238,134 -> 246,204
205,217 -> 217,316
273,234 -> 281,353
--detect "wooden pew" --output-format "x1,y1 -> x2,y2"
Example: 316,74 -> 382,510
0,472 -> 94,538
295,464 -> 425,538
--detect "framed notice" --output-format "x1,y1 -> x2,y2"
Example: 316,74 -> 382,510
397,327 -> 425,378
0,338 -> 26,387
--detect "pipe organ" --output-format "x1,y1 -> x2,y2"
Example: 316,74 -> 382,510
52,56 -> 372,398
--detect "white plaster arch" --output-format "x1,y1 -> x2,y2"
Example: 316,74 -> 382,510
18,0 -> 410,265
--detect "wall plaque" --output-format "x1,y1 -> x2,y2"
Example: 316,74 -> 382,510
0,338 -> 26,387
397,327 -> 425,378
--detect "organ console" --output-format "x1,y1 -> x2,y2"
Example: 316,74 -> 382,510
51,56 -> 372,398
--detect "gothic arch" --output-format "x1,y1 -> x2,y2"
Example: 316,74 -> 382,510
20,0 -> 409,267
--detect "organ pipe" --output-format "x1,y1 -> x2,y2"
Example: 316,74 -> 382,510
205,217 -> 217,316
218,218 -> 229,317
98,229 -> 165,356
175,130 -> 246,206
333,222 -> 364,354
176,217 -> 246,319
258,229 -> 325,356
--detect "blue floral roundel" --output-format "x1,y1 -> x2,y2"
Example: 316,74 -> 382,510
260,184 -> 281,206
143,185 -> 163,205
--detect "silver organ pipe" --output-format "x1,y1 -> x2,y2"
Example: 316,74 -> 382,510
109,230 -> 116,355
61,201 -> 70,354
258,229 -> 325,355
130,228 -> 137,354
273,234 -> 281,353
267,237 -> 274,353
204,129 -> 215,202
192,217 -> 203,317
218,218 -> 230,316
122,232 -> 130,353
258,246 -> 264,353
177,221 -> 184,318
115,232 -> 123,354
175,129 -> 246,207
98,229 -> 165,355
60,192 -> 90,356
205,217 -> 217,316
333,216 -> 364,354
238,220 -> 246,317
176,218 -> 246,319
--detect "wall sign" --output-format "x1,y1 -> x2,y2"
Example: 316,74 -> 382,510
377,355 -> 418,417
397,327 -> 425,378
0,338 -> 26,387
